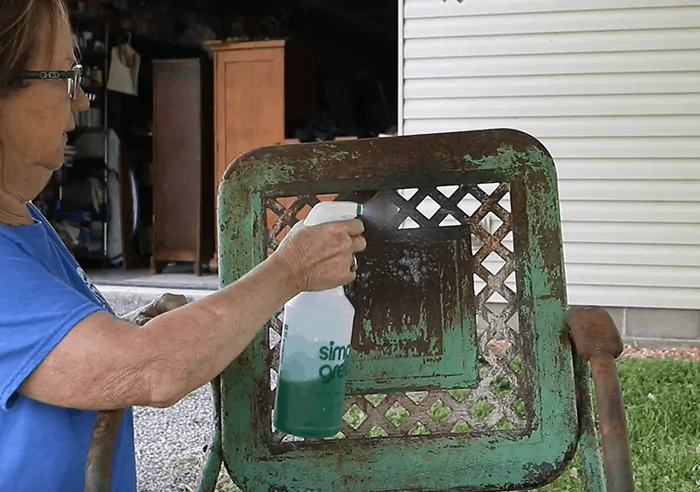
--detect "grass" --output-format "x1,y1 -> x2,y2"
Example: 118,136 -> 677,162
217,357 -> 699,491
542,357 -> 700,492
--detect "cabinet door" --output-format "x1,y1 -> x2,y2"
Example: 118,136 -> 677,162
152,60 -> 201,262
214,46 -> 285,185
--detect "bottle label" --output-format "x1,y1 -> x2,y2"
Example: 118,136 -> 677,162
278,326 -> 352,384
317,341 -> 351,383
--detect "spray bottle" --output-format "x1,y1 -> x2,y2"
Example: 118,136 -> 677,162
273,201 -> 363,439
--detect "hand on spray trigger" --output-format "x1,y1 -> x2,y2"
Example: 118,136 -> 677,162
273,202 -> 366,293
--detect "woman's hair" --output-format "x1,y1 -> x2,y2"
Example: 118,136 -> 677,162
0,0 -> 68,97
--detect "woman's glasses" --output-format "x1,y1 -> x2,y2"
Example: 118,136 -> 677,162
16,63 -> 83,101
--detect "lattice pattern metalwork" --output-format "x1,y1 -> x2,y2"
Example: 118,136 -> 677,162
263,184 -> 529,445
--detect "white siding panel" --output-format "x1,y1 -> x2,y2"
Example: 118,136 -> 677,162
404,116 -> 700,137
404,7 -> 699,38
405,29 -> 700,58
405,94 -> 700,118
567,264 -> 700,289
558,180 -> 700,202
563,244 -> 700,267
401,0 -> 700,309
562,223 -> 700,245
405,73 -> 700,99
555,159 -> 700,180
405,0 -> 699,18
405,52 -> 700,78
537,138 -> 700,159
567,286 -> 698,310
561,202 -> 700,224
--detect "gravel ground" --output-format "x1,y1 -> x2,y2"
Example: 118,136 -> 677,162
131,345 -> 699,491
133,385 -> 214,492
621,345 -> 700,361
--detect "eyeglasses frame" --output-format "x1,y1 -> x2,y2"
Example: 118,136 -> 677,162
16,63 -> 84,101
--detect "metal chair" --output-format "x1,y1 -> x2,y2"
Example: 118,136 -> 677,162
200,129 -> 631,491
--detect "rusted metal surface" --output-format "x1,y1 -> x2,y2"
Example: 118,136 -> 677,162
265,181 -> 533,446
212,129 -> 585,491
566,306 -> 635,492
84,409 -> 123,492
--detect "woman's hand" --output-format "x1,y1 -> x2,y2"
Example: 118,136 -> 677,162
273,218 -> 366,293
121,293 -> 189,327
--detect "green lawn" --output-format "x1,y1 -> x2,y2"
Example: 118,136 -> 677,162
218,357 -> 699,491
542,357 -> 700,491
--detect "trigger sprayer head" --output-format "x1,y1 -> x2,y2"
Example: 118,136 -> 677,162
303,201 -> 363,227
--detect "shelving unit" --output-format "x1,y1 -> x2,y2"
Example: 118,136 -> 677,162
38,0 -> 398,277
38,14 -> 112,267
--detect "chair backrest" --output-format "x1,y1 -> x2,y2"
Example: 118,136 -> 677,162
216,129 -> 581,491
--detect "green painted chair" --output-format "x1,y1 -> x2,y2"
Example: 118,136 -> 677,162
199,129 -> 633,492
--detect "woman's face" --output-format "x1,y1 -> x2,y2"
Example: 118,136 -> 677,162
0,13 -> 89,202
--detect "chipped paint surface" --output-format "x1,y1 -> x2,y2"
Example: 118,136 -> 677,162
345,236 -> 477,392
210,129 -> 601,491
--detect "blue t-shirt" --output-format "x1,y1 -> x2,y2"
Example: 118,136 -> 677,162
0,203 -> 136,491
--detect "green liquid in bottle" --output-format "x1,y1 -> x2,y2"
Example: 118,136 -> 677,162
274,366 -> 350,439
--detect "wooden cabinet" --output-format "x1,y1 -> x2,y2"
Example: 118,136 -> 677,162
204,40 -> 319,271
151,58 -> 214,275
208,41 -> 286,187
205,40 -> 287,271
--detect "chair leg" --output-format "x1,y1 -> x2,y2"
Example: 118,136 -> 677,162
565,306 -> 635,492
198,376 -> 223,492
572,350 -> 606,491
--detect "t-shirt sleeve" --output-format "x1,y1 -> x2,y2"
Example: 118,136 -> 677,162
0,247 -> 104,410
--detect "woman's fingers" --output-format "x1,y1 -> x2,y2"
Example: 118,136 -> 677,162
344,218 -> 365,236
352,235 -> 367,253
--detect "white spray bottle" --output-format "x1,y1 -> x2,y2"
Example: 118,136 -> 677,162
273,201 -> 363,439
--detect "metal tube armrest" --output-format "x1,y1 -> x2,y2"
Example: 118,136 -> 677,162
85,409 -> 123,492
565,307 -> 635,492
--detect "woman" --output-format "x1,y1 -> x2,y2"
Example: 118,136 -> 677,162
0,1 -> 366,490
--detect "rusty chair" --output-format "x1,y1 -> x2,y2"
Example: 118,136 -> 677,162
192,129 -> 634,492
84,129 -> 634,492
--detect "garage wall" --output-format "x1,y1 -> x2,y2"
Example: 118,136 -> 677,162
399,0 -> 700,315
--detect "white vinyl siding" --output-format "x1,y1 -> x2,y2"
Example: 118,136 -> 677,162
400,0 -> 700,310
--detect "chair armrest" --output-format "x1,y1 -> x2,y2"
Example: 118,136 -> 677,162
85,409 -> 123,492
565,306 -> 635,492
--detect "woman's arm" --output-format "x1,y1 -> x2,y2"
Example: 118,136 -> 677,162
19,219 -> 366,411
